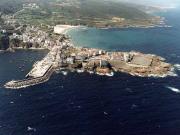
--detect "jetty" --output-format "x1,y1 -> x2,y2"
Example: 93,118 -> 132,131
4,44 -> 62,89
4,66 -> 54,89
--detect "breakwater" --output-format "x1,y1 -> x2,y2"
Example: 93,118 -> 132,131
4,66 -> 54,89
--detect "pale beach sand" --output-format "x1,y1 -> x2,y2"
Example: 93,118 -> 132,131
54,25 -> 80,34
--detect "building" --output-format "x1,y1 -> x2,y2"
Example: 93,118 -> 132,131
67,57 -> 75,64
124,53 -> 133,62
75,55 -> 87,62
100,60 -> 109,68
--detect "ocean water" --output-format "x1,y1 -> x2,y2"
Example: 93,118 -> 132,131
68,9 -> 180,64
0,9 -> 180,135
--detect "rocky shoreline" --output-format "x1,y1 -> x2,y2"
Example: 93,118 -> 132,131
3,24 -> 175,89
0,21 -> 175,89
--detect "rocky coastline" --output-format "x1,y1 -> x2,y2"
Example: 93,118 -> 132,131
2,24 -> 175,89
0,13 -> 175,89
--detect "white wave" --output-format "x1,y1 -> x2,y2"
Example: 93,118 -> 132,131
88,71 -> 94,74
166,86 -> 180,93
131,104 -> 138,109
77,69 -> 84,73
106,72 -> 114,77
104,112 -> 108,115
27,126 -> 36,132
174,64 -> 180,70
61,71 -> 68,76
96,72 -> 114,77
167,71 -> 178,77
166,67 -> 178,77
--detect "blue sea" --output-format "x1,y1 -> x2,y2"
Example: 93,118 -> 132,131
1,9 -> 180,135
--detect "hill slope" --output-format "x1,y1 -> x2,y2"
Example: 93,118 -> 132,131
3,0 -> 162,27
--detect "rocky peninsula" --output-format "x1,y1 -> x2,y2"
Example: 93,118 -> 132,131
0,1 -> 175,89
3,24 -> 174,89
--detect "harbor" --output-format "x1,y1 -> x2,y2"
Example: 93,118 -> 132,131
4,39 -> 63,89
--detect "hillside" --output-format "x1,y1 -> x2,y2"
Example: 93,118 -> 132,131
0,0 -> 23,14
1,0 -> 163,28
47,0 -> 151,19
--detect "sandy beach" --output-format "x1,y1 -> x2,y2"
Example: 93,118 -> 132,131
54,25 -> 79,34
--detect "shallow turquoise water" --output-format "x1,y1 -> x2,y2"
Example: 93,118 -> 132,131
68,9 -> 180,63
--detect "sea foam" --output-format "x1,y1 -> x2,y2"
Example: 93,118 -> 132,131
166,86 -> 180,93
174,64 -> 180,71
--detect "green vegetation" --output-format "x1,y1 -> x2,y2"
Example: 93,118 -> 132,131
12,0 -> 158,27
0,0 -> 23,14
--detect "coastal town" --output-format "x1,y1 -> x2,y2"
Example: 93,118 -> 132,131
0,2 -> 174,89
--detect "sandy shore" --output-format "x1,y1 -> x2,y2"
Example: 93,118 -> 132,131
54,25 -> 80,34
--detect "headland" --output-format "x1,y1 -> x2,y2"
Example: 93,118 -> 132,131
4,24 -> 174,89
0,0 -> 176,89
